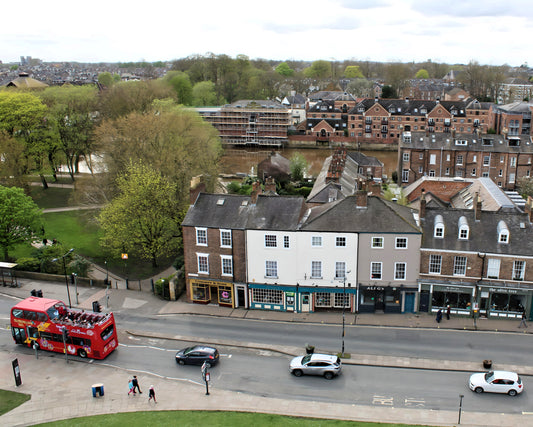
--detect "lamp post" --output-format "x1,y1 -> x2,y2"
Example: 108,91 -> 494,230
341,270 -> 351,358
104,260 -> 109,285
52,248 -> 74,308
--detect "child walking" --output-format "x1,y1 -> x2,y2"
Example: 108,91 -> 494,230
148,385 -> 157,403
128,379 -> 135,395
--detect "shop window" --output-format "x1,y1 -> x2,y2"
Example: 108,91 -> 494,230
252,288 -> 283,304
334,293 -> 349,308
491,293 -> 525,312
315,292 -> 332,307
218,285 -> 232,305
432,291 -> 471,309
192,282 -> 209,301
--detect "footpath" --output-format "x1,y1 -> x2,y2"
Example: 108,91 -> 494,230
1,277 -> 533,427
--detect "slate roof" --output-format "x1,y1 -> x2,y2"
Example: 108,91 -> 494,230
421,207 -> 533,256
245,195 -> 305,230
493,101 -> 533,114
301,195 -> 421,234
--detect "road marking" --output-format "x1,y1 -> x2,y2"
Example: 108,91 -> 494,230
405,397 -> 425,407
372,395 -> 394,406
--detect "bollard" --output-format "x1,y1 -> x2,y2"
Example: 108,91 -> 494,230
151,279 -> 155,293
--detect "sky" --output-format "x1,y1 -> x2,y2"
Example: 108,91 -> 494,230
2,0 -> 532,66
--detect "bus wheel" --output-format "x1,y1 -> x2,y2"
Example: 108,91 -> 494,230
78,349 -> 87,358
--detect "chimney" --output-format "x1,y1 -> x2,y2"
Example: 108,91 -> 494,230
355,180 -> 368,208
474,192 -> 482,221
525,196 -> 533,222
419,190 -> 426,219
264,176 -> 276,193
451,128 -> 456,138
250,181 -> 262,204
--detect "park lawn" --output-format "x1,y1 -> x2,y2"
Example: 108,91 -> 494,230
37,410 -> 424,427
30,186 -> 74,209
0,389 -> 31,416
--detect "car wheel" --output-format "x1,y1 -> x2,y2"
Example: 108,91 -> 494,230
508,389 -> 517,396
78,349 -> 87,358
474,387 -> 484,393
292,369 -> 303,377
324,372 -> 334,380
178,359 -> 185,365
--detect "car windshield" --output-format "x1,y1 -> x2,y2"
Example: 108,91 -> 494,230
484,371 -> 495,382
301,354 -> 312,364
182,347 -> 195,355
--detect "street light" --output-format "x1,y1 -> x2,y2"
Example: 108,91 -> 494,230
104,260 -> 109,285
341,270 -> 351,358
52,248 -> 74,308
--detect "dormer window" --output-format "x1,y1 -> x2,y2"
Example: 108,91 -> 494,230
497,220 -> 509,244
434,215 -> 444,238
458,216 -> 469,240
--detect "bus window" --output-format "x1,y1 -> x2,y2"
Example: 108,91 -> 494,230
12,309 -> 23,318
72,337 -> 90,347
101,325 -> 114,341
24,311 -> 36,320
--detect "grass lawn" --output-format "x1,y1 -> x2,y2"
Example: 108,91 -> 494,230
0,389 -> 31,416
36,410 -> 423,427
30,186 -> 74,209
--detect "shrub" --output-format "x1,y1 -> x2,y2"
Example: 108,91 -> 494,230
14,257 -> 40,272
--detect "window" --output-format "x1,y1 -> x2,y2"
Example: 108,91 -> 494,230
419,166 -> 423,173
336,236 -> 346,247
265,235 -> 277,247
510,157 -> 516,167
513,261 -> 525,281
335,261 -> 346,279
402,169 -> 409,182
499,169 -> 503,177
457,155 -> 463,165
429,170 -> 435,177
483,155 -> 490,166
430,154 -> 436,165
196,228 -> 207,246
487,258 -> 500,279
220,230 -> 232,247
265,261 -> 278,278
372,237 -> 384,248
445,167 -> 450,175
498,221 -> 509,243
394,262 -> 406,280
471,168 -> 476,176
453,256 -> 467,276
197,254 -> 209,274
458,216 -> 469,239
252,288 -> 283,304
312,236 -> 322,247
221,256 -> 233,276
419,153 -> 424,160
283,235 -> 290,248
311,261 -> 322,278
403,153 -> 410,162
429,254 -> 442,274
395,237 -> 407,249
371,262 -> 382,280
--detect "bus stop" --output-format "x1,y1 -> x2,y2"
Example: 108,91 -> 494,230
0,262 -> 18,287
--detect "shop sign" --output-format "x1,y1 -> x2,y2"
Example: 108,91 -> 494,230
286,292 -> 294,296
488,287 -> 519,294
365,286 -> 385,291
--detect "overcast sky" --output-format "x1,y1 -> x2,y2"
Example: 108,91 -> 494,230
2,0 -> 531,66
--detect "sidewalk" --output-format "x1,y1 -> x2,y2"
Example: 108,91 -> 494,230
1,278 -> 533,426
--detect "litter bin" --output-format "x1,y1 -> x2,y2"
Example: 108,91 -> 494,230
92,383 -> 104,397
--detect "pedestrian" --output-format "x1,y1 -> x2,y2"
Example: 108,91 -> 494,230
132,375 -> 142,394
128,379 -> 135,395
446,305 -> 451,320
436,309 -> 442,323
519,311 -> 528,328
148,385 -> 156,404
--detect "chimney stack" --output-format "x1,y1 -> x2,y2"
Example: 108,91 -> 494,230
355,180 -> 368,208
250,181 -> 262,204
264,176 -> 276,193
474,192 -> 482,221
419,190 -> 426,219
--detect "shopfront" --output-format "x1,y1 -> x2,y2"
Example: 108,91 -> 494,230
189,278 -> 234,307
428,284 -> 474,316
479,285 -> 530,319
358,285 -> 408,313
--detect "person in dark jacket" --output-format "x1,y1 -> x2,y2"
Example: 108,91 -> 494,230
132,375 -> 142,394
436,309 -> 443,323
446,305 -> 451,320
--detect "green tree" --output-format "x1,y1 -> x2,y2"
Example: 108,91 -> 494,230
98,72 -> 120,87
344,65 -> 364,78
385,63 -> 411,97
165,71 -> 193,105
192,81 -> 220,106
0,186 -> 43,261
346,78 -> 373,97
0,131 -> 31,189
290,152 -> 308,182
98,162 -> 183,267
381,85 -> 396,98
304,60 -> 332,79
0,92 -> 47,136
415,69 -> 429,79
275,62 -> 295,77
517,177 -> 533,199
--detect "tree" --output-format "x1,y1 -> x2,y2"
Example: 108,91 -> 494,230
0,186 -> 43,261
517,177 -> 533,199
346,78 -> 374,97
98,162 -> 184,268
98,72 -> 120,87
385,62 -> 411,97
304,60 -> 332,79
275,62 -> 295,77
290,152 -> 308,182
344,65 -> 364,78
192,81 -> 220,106
381,85 -> 396,98
0,131 -> 32,189
165,71 -> 193,105
415,69 -> 429,79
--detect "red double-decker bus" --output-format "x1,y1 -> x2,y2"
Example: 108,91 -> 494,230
10,297 -> 118,359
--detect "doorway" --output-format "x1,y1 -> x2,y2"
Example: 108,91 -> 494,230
301,293 -> 310,312
237,287 -> 246,308
209,286 -> 218,304
404,292 -> 415,313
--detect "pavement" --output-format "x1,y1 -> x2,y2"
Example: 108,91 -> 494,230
1,276 -> 533,427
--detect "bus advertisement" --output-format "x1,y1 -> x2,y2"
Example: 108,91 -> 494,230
10,297 -> 118,359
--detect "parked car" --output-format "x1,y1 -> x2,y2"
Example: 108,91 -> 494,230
469,371 -> 523,396
289,353 -> 342,379
175,345 -> 219,366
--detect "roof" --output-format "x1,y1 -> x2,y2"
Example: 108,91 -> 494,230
301,195 -> 421,234
224,100 -> 287,110
13,297 -> 62,312
420,207 -> 533,256
245,195 -> 305,231
6,74 -> 48,89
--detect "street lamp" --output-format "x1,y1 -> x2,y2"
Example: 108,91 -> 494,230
341,270 -> 351,358
52,248 -> 74,308
104,260 -> 109,285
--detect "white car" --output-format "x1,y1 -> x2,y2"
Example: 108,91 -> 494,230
469,370 -> 523,396
289,353 -> 342,379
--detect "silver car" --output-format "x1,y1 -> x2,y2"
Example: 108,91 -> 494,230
289,353 -> 342,379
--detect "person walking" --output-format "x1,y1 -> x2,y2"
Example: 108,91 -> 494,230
132,375 -> 142,394
128,379 -> 135,396
519,311 -> 528,328
446,305 -> 451,320
148,385 -> 157,404
436,309 -> 442,323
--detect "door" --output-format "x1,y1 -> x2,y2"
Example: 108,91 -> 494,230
12,327 -> 26,344
419,291 -> 430,312
286,294 -> 295,312
374,292 -> 385,311
301,293 -> 310,313
209,286 -> 218,304
404,292 -> 415,313
237,288 -> 245,308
